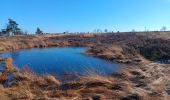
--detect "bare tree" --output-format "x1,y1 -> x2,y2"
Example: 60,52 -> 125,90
96,29 -> 102,33
160,26 -> 167,32
132,29 -> 135,32
104,29 -> 108,33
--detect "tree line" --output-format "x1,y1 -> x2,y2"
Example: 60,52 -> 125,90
0,19 -> 169,36
0,19 -> 43,36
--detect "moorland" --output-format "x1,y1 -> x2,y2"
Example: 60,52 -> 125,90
0,32 -> 169,100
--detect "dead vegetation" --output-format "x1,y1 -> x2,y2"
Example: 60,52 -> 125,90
0,32 -> 170,99
1,32 -> 170,63
0,58 -> 169,100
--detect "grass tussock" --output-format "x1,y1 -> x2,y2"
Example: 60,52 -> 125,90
0,58 -> 169,99
0,32 -> 170,99
1,32 -> 170,62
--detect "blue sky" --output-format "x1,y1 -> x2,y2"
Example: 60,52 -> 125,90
0,0 -> 170,33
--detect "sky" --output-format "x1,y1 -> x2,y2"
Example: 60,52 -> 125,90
0,0 -> 170,33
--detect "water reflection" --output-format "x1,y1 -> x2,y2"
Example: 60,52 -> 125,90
0,47 -> 122,77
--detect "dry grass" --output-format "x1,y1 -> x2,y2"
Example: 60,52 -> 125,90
0,58 -> 169,99
44,75 -> 61,86
0,32 -> 170,99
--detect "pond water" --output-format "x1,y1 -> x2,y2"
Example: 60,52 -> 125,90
0,47 -> 122,77
158,60 -> 170,64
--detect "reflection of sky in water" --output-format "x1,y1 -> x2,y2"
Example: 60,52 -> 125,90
0,62 -> 4,71
0,47 -> 122,76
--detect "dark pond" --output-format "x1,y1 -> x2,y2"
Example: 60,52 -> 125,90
158,60 -> 170,64
0,47 -> 122,77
